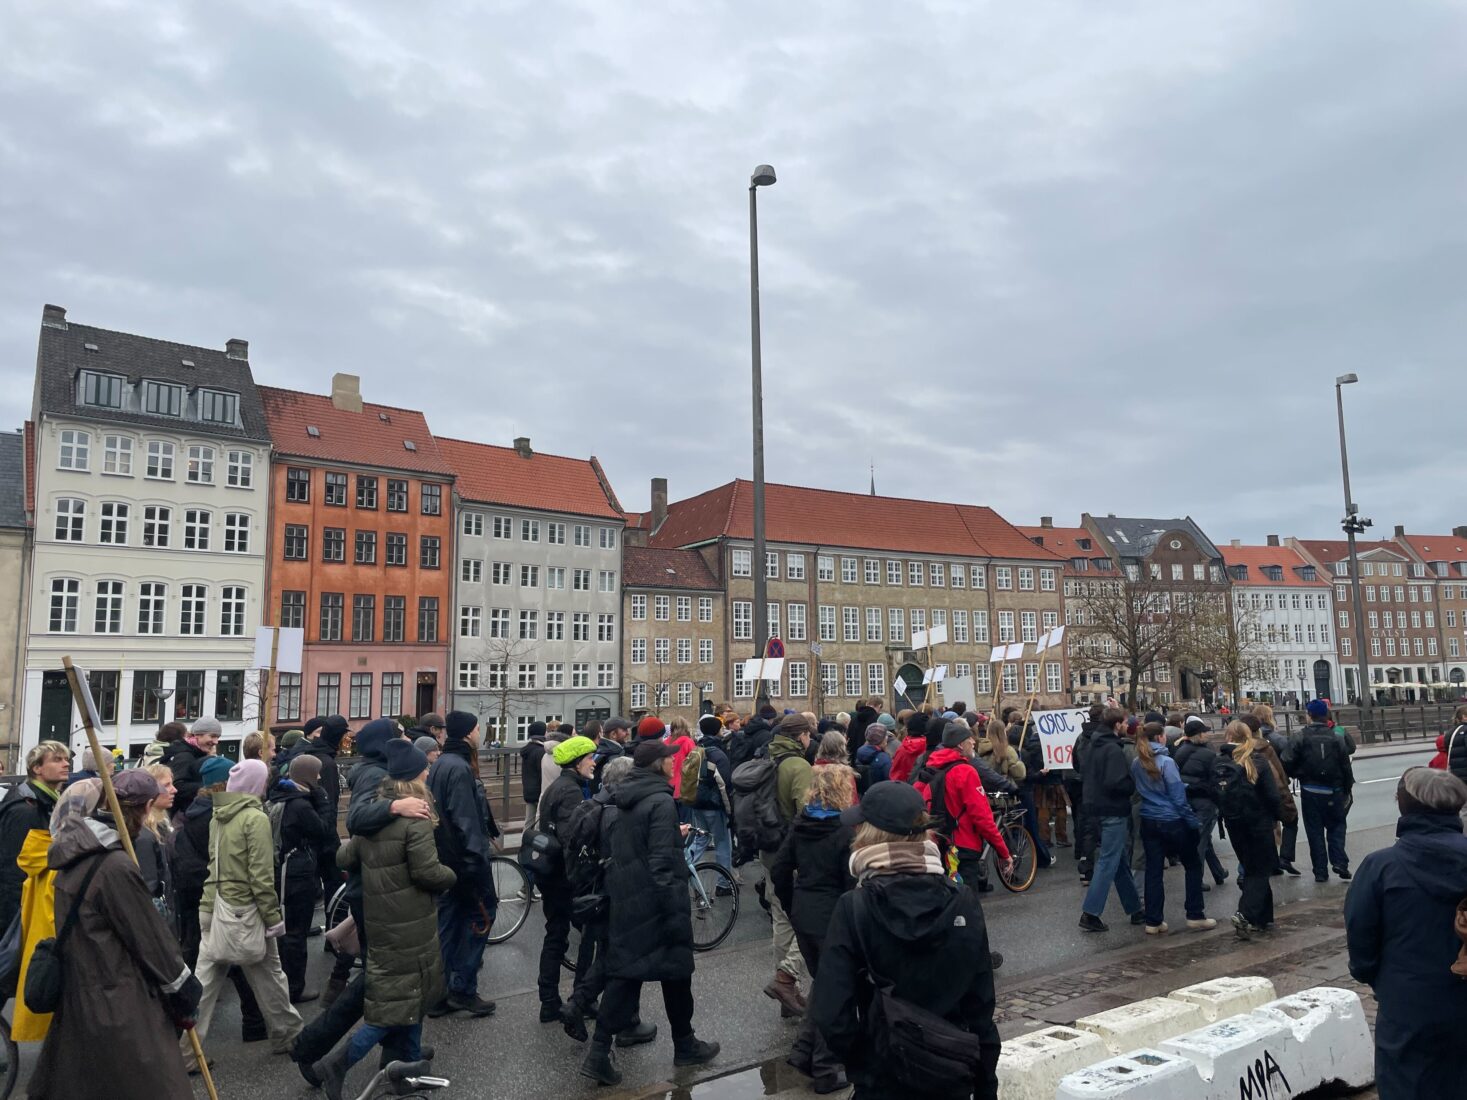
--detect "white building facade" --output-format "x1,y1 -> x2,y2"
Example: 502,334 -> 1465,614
1224,542 -> 1338,706
22,306 -> 272,754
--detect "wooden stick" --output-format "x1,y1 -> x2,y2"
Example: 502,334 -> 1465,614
259,624 -> 280,733
62,656 -> 220,1100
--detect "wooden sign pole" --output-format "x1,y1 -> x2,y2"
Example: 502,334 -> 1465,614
259,625 -> 281,732
63,656 -> 219,1100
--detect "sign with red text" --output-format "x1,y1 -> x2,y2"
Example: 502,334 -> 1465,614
1033,707 -> 1088,771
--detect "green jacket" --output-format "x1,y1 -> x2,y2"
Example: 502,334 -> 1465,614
336,816 -> 456,1026
201,791 -> 281,928
768,733 -> 812,825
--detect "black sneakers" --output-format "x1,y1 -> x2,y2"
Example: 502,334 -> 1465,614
1078,912 -> 1108,933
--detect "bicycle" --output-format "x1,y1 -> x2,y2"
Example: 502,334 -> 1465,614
353,1059 -> 448,1100
985,793 -> 1038,892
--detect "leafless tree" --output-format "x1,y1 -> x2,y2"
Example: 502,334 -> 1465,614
1071,570 -> 1195,711
1180,591 -> 1268,707
466,635 -> 548,741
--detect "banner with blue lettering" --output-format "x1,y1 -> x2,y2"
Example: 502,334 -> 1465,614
1032,707 -> 1088,770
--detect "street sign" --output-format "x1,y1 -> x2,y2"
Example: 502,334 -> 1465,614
810,642 -> 823,656
766,637 -> 785,658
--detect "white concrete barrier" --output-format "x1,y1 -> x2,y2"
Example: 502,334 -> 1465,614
1251,987 -> 1374,1091
1159,1012 -> 1292,1097
1073,997 -> 1204,1055
1167,976 -> 1276,1022
996,1025 -> 1108,1100
1054,1049 -> 1204,1099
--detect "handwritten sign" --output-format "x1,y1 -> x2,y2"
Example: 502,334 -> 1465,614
1032,707 -> 1088,771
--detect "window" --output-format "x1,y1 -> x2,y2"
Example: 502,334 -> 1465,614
817,555 -> 835,582
1002,663 -> 1018,694
788,553 -> 806,580
630,594 -> 647,620
383,596 -> 405,642
820,663 -> 838,696
998,611 -> 1015,643
322,472 -> 348,506
179,584 -> 207,635
374,479 -> 404,515
974,610 -> 989,642
631,638 -> 647,664
143,380 -> 183,416
199,389 -> 238,425
788,603 -> 807,641
518,518 -> 540,543
889,607 -> 905,642
187,445 -> 214,484
462,511 -> 483,537
516,565 -> 539,589
137,582 -> 167,634
866,607 -> 883,642
953,609 -> 969,643
572,613 -> 589,641
286,467 -> 311,501
674,681 -> 691,707
699,597 -> 713,623
351,594 -> 375,641
951,564 -> 966,589
573,524 -> 591,547
573,568 -> 591,591
598,570 -> 617,594
931,563 -> 946,587
699,639 -> 713,663
675,596 -> 691,621
280,590 -> 305,630
818,605 -> 836,642
564,663 -> 585,689
789,661 -> 809,697
733,601 -> 752,640
385,532 -> 406,566
354,530 -> 376,564
277,673 -> 302,722
996,566 -> 1012,590
103,435 -> 133,476
54,498 -> 85,542
631,682 -> 649,708
842,558 -> 858,584
95,580 -> 124,634
844,663 -> 862,697
600,527 -> 616,550
767,602 -> 780,638
843,606 -> 860,642
183,509 -> 210,550
461,558 -> 485,584
142,505 -> 171,548
544,663 -> 565,689
224,513 -> 250,554
283,524 -> 308,560
885,560 -> 902,586
732,549 -> 752,577
226,450 -> 253,488
972,565 -> 986,589
58,429 -> 94,472
322,527 -> 345,562
420,536 -> 441,569
676,638 -> 692,663
339,672 -> 372,719
317,673 -> 341,717
460,606 -> 481,638
546,522 -> 566,545
81,370 -> 123,408
355,475 -> 378,510
320,593 -> 344,641
421,484 -> 442,515
1040,568 -> 1056,592
867,663 -> 886,696
519,609 -> 539,640
175,671 -> 205,720
517,664 -> 537,690
910,608 -> 926,634
908,561 -> 923,586
865,559 -> 881,585
145,440 -> 174,480
1021,611 -> 1038,642
597,613 -> 616,642
418,597 -> 439,642
130,670 -> 163,722
652,595 -> 670,621
546,611 -> 564,640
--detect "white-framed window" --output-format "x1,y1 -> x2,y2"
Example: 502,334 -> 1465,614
631,594 -> 647,620
460,606 -> 481,638
57,429 -> 89,471
137,581 -> 167,634
953,609 -> 969,643
632,682 -> 650,707
998,611 -> 1015,642
631,638 -> 647,664
677,682 -> 692,707
886,560 -> 903,585
102,434 -> 133,476
910,608 -> 926,633
867,663 -> 886,696
865,607 -> 883,642
698,597 -> 713,622
220,586 -> 245,636
485,607 -> 509,638
49,577 -> 80,632
600,527 -> 616,550
732,601 -> 752,640
676,596 -> 692,621
572,612 -> 590,641
789,661 -> 809,697
817,555 -> 835,582
226,449 -> 252,488
186,445 -> 214,484
787,553 -> 806,580
766,551 -> 780,579
546,522 -> 566,545
841,558 -> 858,584
490,515 -> 511,540
179,583 -> 207,636
972,565 -> 986,589
599,570 -> 617,593
461,512 -> 484,537
974,610 -> 989,642
544,663 -> 565,689
996,566 -> 1012,590
544,566 -> 564,590
951,564 -> 966,589
142,505 -> 171,548
80,369 -> 123,408
788,602 -> 807,641
462,558 -> 483,584
767,602 -> 780,638
1017,567 -> 1035,591
818,605 -> 836,641
1001,663 -> 1018,694
518,663 -> 537,689
888,607 -> 905,642
1021,611 -> 1038,642
184,508 -> 211,551
520,564 -> 540,588
820,662 -> 838,696
591,612 -> 611,643
908,561 -> 924,586
223,513 -> 250,553
732,664 -> 752,700
572,568 -> 591,592
1046,662 -> 1063,693
843,606 -> 860,642
732,549 -> 752,577
1040,568 -> 1056,592
54,497 -> 85,542
519,609 -> 539,640
864,559 -> 881,585
843,663 -> 862,697
655,595 -> 671,621
95,579 -> 124,634
930,563 -> 946,587
699,639 -> 713,663
675,638 -> 692,664
145,440 -> 174,480
458,662 -> 480,690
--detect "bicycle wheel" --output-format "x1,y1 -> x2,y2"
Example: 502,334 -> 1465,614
324,881 -> 358,962
0,1016 -> 16,1100
487,856 -> 532,945
689,864 -> 739,951
998,823 -> 1038,893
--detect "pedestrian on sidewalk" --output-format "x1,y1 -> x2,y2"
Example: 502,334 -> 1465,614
535,735 -> 600,1022
267,753 -> 333,1005
770,764 -> 858,1095
520,721 -> 549,831
579,740 -> 720,1086
1172,718 -> 1228,888
1129,724 -> 1215,934
1345,767 -> 1467,1100
917,721 -> 1013,897
1069,705 -> 1102,882
811,780 -> 1001,1100
1216,723 -> 1281,939
1078,708 -> 1143,933
1285,700 -> 1354,882
758,713 -> 815,1017
1241,713 -> 1300,875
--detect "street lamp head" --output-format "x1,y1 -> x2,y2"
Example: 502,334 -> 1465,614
1336,373 -> 1359,385
751,164 -> 777,188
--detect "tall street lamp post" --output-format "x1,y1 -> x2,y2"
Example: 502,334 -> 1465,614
749,164 -> 776,703
1335,373 -> 1372,710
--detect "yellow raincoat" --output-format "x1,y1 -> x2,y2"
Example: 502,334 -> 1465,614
12,828 -> 55,1041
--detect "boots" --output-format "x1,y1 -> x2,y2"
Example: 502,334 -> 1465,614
763,970 -> 806,1017
580,1040 -> 622,1086
561,1004 -> 588,1043
616,1019 -> 657,1048
310,1048 -> 349,1100
321,973 -> 349,1008
673,1033 -> 721,1067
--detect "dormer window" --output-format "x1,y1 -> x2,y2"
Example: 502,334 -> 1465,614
1231,565 -> 1249,580
80,370 -> 123,409
1300,566 -> 1317,581
199,389 -> 238,425
1264,566 -> 1283,582
1077,538 -> 1092,550
143,380 -> 183,417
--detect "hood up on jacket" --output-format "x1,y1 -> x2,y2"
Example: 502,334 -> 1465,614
1391,812 -> 1467,901
48,814 -> 121,871
613,767 -> 674,813
211,789 -> 262,825
861,870 -> 965,943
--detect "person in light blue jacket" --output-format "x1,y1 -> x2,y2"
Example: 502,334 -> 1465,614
1130,723 -> 1217,935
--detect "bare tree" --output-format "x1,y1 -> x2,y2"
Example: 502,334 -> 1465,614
1180,590 -> 1268,707
625,664 -> 677,717
1072,569 -> 1195,711
466,635 -> 548,742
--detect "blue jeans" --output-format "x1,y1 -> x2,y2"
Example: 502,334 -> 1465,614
345,1021 -> 421,1069
1301,790 -> 1349,877
687,808 -> 731,869
1140,817 -> 1205,924
1082,815 -> 1140,920
438,875 -> 497,996
1193,800 -> 1227,882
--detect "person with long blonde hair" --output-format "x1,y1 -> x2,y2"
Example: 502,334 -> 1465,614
1129,724 -> 1214,935
1219,721 -> 1282,939
133,762 -> 178,931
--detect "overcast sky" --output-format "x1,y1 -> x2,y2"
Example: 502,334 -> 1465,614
3,1 -> 1465,544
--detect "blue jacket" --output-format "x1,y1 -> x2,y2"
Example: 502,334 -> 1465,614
854,743 -> 891,786
1129,745 -> 1198,829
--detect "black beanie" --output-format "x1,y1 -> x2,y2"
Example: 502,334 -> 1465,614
384,738 -> 428,781
907,712 -> 929,738
321,715 -> 349,750
303,716 -> 327,738
445,710 -> 477,740
698,714 -> 723,738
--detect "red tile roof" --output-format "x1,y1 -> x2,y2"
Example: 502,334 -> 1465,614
623,546 -> 721,591
258,386 -> 452,476
1016,524 -> 1112,575
648,479 -> 1060,561
1220,544 -> 1329,587
1293,538 -> 1411,567
1397,533 -> 1467,563
436,437 -> 622,520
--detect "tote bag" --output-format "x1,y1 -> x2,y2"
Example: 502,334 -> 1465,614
201,822 -> 265,965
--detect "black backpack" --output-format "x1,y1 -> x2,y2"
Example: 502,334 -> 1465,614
915,760 -> 964,846
1211,757 -> 1266,826
1294,734 -> 1345,789
731,754 -> 785,853
563,797 -> 609,924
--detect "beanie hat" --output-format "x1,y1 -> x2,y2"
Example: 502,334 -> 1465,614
907,712 -> 929,738
227,759 -> 269,798
553,735 -> 598,767
321,715 -> 350,750
445,710 -> 478,740
778,713 -> 813,738
1306,699 -> 1330,720
289,753 -> 323,788
113,769 -> 160,806
200,755 -> 234,787
355,718 -> 400,762
302,716 -> 327,738
279,730 -> 304,751
877,713 -> 897,731
527,721 -> 547,740
941,721 -> 975,750
189,716 -> 222,738
636,715 -> 666,739
384,738 -> 428,781
414,735 -> 440,757
698,714 -> 723,738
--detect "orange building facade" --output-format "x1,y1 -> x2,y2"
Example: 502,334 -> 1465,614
260,376 -> 454,730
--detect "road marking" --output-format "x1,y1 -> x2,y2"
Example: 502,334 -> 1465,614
1357,776 -> 1400,784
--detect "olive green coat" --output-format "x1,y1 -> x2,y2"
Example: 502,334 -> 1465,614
336,816 -> 456,1026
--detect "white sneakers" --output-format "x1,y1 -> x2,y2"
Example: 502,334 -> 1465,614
1187,917 -> 1218,931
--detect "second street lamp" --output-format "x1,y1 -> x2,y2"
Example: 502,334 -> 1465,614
749,164 -> 776,703
1335,372 -> 1372,709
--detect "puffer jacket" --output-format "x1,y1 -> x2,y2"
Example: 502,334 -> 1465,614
201,790 -> 281,928
604,767 -> 693,983
769,806 -> 856,940
888,734 -> 927,783
336,816 -> 456,1026
768,732 -> 813,824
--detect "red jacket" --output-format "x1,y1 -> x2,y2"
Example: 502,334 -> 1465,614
913,748 -> 1008,860
1429,733 -> 1448,771
668,735 -> 698,798
888,735 -> 927,783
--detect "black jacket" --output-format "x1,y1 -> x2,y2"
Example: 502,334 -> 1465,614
0,780 -> 57,932
343,723 -> 405,902
539,769 -> 591,856
268,780 -> 331,881
1346,811 -> 1467,1099
1172,739 -> 1219,804
1081,727 -> 1135,818
290,739 -> 341,839
810,873 -> 1000,1100
163,741 -> 212,815
590,737 -> 625,791
520,738 -> 546,805
1287,723 -> 1355,791
769,809 -> 855,940
693,734 -> 733,812
428,740 -> 496,893
604,767 -> 693,983
1070,721 -> 1097,782
1218,744 -> 1282,825
1445,723 -> 1467,786
847,707 -> 880,765
1015,723 -> 1052,786
728,716 -> 774,770
171,793 -> 214,902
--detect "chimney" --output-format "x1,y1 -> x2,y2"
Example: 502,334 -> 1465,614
513,436 -> 533,459
1454,526 -> 1467,539
225,338 -> 249,361
1040,516 -> 1053,528
651,477 -> 668,530
41,304 -> 67,330
1393,524 -> 1406,538
1231,538 -> 1242,548
330,372 -> 363,414
1266,534 -> 1280,547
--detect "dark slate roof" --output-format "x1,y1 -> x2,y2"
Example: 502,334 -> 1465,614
1088,515 -> 1223,561
623,546 -> 721,591
34,309 -> 270,443
0,433 -> 27,529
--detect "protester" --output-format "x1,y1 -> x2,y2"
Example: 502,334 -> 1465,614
1240,713 -> 1299,875
688,714 -> 734,870
769,764 -> 857,1094
1217,722 -> 1281,939
977,718 -> 1026,788
760,713 -> 814,1016
28,770 -> 202,1100
728,704 -> 778,769
135,762 -> 178,931
579,739 -> 720,1086
290,714 -> 347,910
592,716 -> 633,789
888,711 -> 930,783
69,746 -> 114,784
810,780 -> 1001,1099
312,740 -> 457,1100
414,735 -> 442,766
536,734 -> 599,1021
854,726 -> 892,792
520,721 -> 549,830
1443,704 -> 1467,786
1287,700 -> 1355,882
1130,724 -> 1214,934
1172,718 -> 1228,888
1078,708 -> 1143,933
241,729 -> 275,762
411,712 -> 448,746
269,753 -> 333,1004
915,721 -> 1012,900
165,716 -> 222,815
1010,715 -> 1054,869
1033,740 -> 1070,848
143,720 -> 188,768
1345,768 -> 1467,1100
0,740 -> 68,934
1070,704 -> 1103,882
664,717 -> 699,802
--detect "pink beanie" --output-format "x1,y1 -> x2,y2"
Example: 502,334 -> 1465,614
226,758 -> 269,798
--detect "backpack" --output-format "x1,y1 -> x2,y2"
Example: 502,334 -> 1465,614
914,760 -> 965,847
731,755 -> 785,853
265,800 -> 288,865
563,797 -> 609,923
1212,757 -> 1266,826
1295,734 -> 1345,789
680,747 -> 708,807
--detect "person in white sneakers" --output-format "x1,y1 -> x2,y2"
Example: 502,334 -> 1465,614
1129,722 -> 1216,935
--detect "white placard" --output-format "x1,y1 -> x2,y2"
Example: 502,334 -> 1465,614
893,675 -> 908,697
1032,707 -> 1089,771
989,647 -> 1006,664
926,624 -> 948,647
68,663 -> 106,735
945,675 -> 976,706
253,627 -> 305,674
1005,642 -> 1026,661
739,656 -> 785,682
911,628 -> 927,651
922,665 -> 948,686
1047,624 -> 1065,649
1036,629 -> 1052,652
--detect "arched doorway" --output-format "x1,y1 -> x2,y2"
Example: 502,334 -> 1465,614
895,662 -> 925,708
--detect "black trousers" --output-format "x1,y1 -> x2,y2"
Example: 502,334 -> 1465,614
178,882 -> 265,1037
1230,822 -> 1276,929
569,921 -> 608,1014
592,977 -> 694,1049
791,932 -> 842,1077
280,869 -> 319,999
1065,779 -> 1091,862
538,877 -> 595,1007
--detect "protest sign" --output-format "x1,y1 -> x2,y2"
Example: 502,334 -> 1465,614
1032,706 -> 1088,770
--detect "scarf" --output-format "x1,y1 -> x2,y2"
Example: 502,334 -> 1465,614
849,839 -> 944,881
